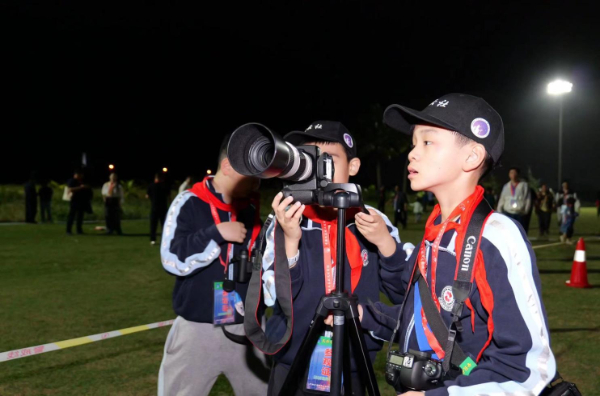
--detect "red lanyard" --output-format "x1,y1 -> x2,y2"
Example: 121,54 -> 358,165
208,203 -> 237,268
321,221 -> 335,294
303,205 -> 363,294
415,186 -> 484,358
510,182 -> 518,196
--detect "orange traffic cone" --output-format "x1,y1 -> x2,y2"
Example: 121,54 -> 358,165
566,238 -> 591,288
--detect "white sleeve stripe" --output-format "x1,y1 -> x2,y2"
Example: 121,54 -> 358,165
448,213 -> 555,395
160,191 -> 221,276
365,205 -> 400,243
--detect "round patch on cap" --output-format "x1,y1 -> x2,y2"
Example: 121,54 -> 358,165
471,118 -> 490,139
343,133 -> 354,148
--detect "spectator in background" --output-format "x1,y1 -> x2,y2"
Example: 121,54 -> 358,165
391,185 -> 408,229
377,185 -> 386,212
555,181 -> 580,227
147,172 -> 170,245
38,180 -> 53,223
411,197 -> 424,223
535,183 -> 554,238
497,167 -> 531,228
24,172 -> 37,223
66,170 -> 90,235
178,175 -> 194,193
560,197 -> 578,244
102,172 -> 124,235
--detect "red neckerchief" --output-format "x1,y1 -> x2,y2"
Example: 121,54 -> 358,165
417,185 -> 485,359
189,176 -> 261,271
302,205 -> 362,294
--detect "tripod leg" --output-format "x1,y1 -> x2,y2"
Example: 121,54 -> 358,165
342,324 -> 353,395
347,308 -> 380,396
279,313 -> 327,395
330,310 -> 345,396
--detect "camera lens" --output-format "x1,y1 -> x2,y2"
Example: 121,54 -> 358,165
227,123 -> 314,182
248,136 -> 274,173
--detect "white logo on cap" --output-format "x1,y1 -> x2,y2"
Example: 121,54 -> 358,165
305,125 -> 312,131
343,133 -> 353,148
471,118 -> 491,139
305,124 -> 322,132
430,99 -> 449,107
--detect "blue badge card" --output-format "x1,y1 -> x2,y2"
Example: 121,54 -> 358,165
213,282 -> 242,325
306,334 -> 334,392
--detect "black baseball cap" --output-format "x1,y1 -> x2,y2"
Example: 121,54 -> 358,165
284,120 -> 358,159
383,93 -> 504,164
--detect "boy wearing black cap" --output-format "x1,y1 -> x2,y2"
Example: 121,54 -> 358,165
262,121 -> 414,396
361,94 -> 556,395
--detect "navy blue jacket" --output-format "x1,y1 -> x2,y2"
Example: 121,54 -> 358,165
361,213 -> 556,395
261,206 -> 414,370
160,179 -> 257,324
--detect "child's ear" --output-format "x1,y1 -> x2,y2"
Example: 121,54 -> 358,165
220,158 -> 232,176
348,158 -> 361,177
464,144 -> 486,173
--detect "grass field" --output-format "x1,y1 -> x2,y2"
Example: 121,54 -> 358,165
0,207 -> 599,395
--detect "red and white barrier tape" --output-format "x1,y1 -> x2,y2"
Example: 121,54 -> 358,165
0,319 -> 174,362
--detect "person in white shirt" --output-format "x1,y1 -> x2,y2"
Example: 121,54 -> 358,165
497,167 -> 531,228
101,172 -> 125,235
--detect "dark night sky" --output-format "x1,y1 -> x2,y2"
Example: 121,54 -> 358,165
2,2 -> 599,197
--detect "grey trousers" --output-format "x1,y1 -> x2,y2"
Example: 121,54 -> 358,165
158,317 -> 270,396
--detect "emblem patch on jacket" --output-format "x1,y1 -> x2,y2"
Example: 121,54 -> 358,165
361,249 -> 369,267
439,285 -> 455,312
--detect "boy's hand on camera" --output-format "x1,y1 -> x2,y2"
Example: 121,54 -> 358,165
356,209 -> 397,257
272,192 -> 305,242
356,209 -> 390,244
216,221 -> 247,243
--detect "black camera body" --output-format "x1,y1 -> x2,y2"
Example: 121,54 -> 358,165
223,250 -> 253,292
386,349 -> 444,392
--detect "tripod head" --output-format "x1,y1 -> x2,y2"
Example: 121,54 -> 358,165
283,182 -> 368,214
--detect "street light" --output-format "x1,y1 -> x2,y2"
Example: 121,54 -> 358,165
547,79 -> 572,190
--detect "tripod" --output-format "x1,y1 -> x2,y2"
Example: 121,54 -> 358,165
279,191 -> 380,396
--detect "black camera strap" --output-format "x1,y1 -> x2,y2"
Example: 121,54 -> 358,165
243,213 -> 296,355
417,199 -> 492,375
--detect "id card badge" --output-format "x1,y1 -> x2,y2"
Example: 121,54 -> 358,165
213,282 -> 242,325
510,198 -> 518,209
305,332 -> 340,393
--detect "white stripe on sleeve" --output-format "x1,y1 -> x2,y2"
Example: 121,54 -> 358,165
160,191 -> 221,276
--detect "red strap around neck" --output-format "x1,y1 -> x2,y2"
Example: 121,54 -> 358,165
189,177 -> 261,269
416,186 -> 486,358
303,205 -> 362,294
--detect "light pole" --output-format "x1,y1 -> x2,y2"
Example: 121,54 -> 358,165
547,79 -> 572,190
